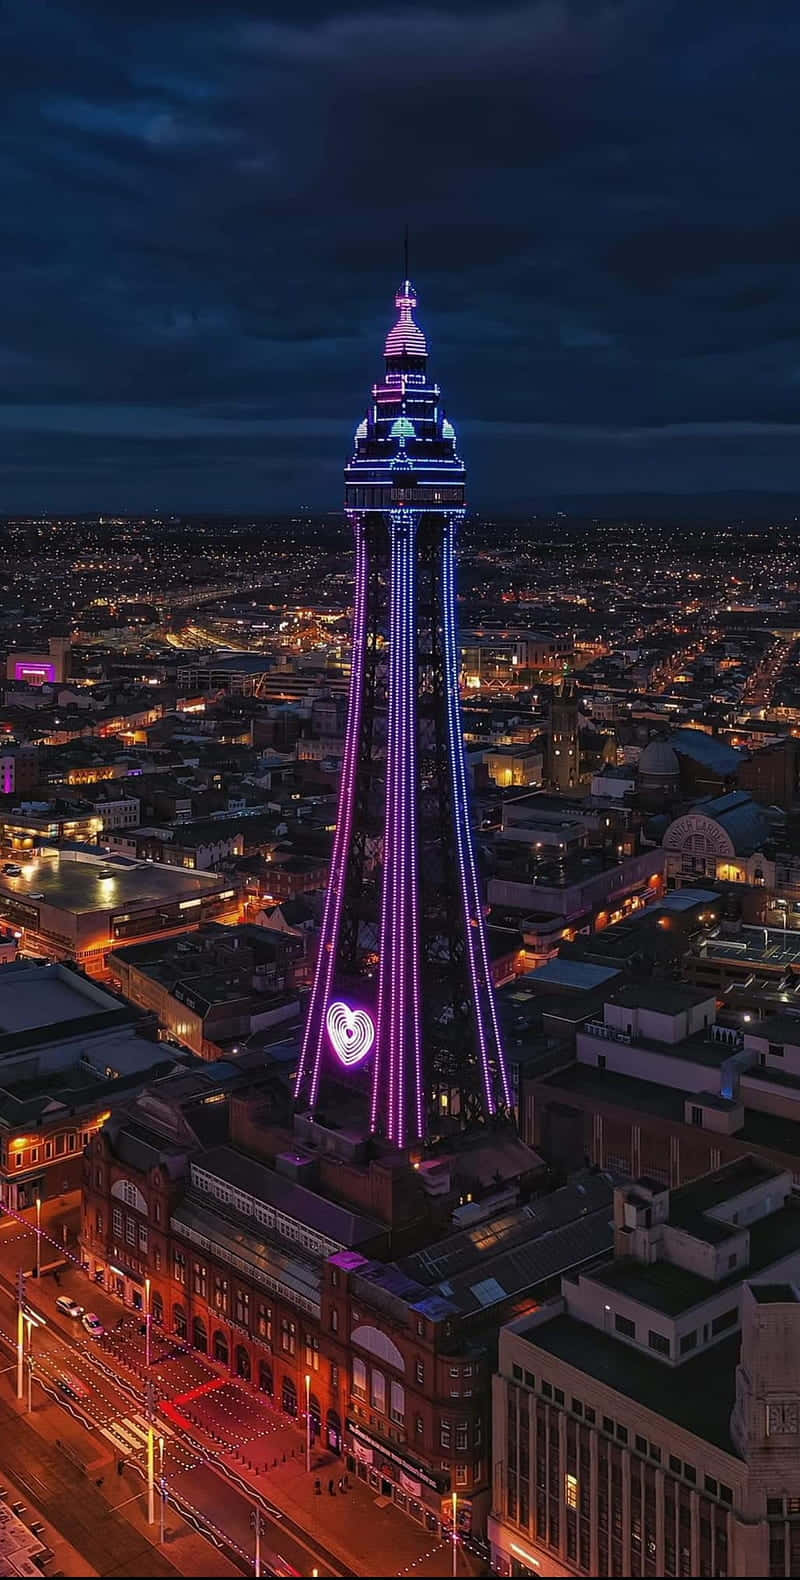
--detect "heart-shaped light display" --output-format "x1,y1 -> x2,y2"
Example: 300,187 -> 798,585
326,1000 -> 375,1067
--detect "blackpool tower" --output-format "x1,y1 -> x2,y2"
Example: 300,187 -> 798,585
294,279 -> 511,1147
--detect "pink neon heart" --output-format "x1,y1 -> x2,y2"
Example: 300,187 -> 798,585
326,1001 -> 375,1066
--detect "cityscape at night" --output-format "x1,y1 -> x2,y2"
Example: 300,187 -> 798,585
2,3 -> 800,1579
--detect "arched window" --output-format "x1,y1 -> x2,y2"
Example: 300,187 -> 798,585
213,1329 -> 229,1366
173,1304 -> 187,1340
152,1290 -> 164,1326
236,1344 -> 251,1381
282,1376 -> 297,1417
259,1359 -> 273,1396
309,1392 -> 321,1435
193,1315 -> 207,1353
326,1408 -> 342,1454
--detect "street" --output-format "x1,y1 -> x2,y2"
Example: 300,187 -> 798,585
0,1200 -> 476,1578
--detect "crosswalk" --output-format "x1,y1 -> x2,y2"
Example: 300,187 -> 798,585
99,1413 -> 174,1458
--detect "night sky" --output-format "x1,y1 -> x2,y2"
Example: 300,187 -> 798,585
2,1 -> 798,514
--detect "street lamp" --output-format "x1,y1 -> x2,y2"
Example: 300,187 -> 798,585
305,1373 -> 312,1473
35,1196 -> 41,1280
451,1490 -> 458,1578
145,1275 -> 151,1369
24,1314 -> 33,1414
158,1435 -> 165,1545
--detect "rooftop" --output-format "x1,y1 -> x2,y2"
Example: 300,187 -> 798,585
0,852 -> 226,914
522,1314 -> 740,1453
607,982 -> 715,1015
195,1144 -> 384,1250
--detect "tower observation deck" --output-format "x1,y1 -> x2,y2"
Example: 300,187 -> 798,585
294,280 -> 511,1147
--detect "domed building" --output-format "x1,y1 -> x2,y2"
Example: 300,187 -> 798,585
662,791 -> 773,886
638,737 -> 680,798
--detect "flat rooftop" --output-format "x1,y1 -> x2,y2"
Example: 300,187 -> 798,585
522,1314 -> 740,1454
607,982 -> 715,1014
0,853 -> 226,915
0,960 -> 121,1035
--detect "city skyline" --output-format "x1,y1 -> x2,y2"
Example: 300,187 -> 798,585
3,1 -> 800,512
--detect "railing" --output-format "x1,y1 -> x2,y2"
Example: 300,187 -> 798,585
583,1022 -> 632,1045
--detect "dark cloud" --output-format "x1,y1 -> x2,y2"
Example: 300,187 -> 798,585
0,0 -> 798,510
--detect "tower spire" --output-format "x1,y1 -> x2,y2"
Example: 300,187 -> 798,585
403,223 -> 409,286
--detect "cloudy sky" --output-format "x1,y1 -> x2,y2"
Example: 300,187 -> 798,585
1,1 -> 798,512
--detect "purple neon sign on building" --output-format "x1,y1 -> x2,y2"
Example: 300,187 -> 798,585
295,280 -> 511,1147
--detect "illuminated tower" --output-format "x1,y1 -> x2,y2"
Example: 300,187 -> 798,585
294,279 -> 511,1147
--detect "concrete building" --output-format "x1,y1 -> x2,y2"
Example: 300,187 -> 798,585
489,1158 -> 800,1577
0,847 -> 239,972
0,958 -> 179,1207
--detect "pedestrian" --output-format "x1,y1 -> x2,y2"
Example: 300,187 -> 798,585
314,1478 -> 321,1496
328,1478 -> 335,1496
53,1269 -> 60,1286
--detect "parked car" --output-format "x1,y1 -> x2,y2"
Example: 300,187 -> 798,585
2,864 -> 21,876
81,1312 -> 104,1338
56,1295 -> 84,1320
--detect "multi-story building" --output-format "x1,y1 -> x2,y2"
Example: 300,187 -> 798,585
525,978 -> 800,1191
80,1069 -> 616,1541
489,1158 -> 800,1578
108,922 -> 301,1058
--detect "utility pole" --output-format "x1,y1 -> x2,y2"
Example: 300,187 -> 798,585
146,1377 -> 155,1526
16,1268 -> 24,1401
158,1435 -> 165,1545
251,1507 -> 261,1578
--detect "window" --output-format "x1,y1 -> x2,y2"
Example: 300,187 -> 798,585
720,1483 -> 732,1505
415,1359 -> 424,1385
95,1209 -> 103,1236
235,1290 -> 250,1326
68,1133 -> 76,1152
305,1334 -> 320,1372
416,1318 -> 425,1337
565,1473 -> 578,1511
524,1370 -> 534,1388
280,1317 -> 296,1356
635,1435 -> 647,1454
153,1246 -> 161,1272
679,1330 -> 697,1354
353,1357 -> 367,1398
391,1381 -> 405,1423
615,1314 -> 636,1338
112,1206 -> 123,1237
572,1399 -> 583,1417
192,1263 -> 207,1299
125,1216 -> 136,1246
330,1306 -> 339,1334
30,1148 -> 38,1164
616,1425 -> 628,1444
330,1362 -> 339,1390
456,1464 -> 468,1487
711,1307 -> 737,1336
153,1201 -> 161,1225
585,1406 -> 595,1425
371,1370 -> 386,1413
669,1455 -> 681,1474
554,1388 -> 564,1406
684,1463 -> 696,1484
650,1444 -> 661,1464
45,1142 -> 52,1160
138,1224 -> 148,1252
727,1253 -> 737,1270
14,1153 -> 22,1169
769,1043 -> 785,1059
174,1249 -> 186,1285
257,1303 -> 272,1341
691,1105 -> 703,1127
648,1329 -> 670,1356
603,1416 -> 614,1435
704,1475 -> 718,1496
440,1421 -> 451,1448
542,1380 -> 552,1399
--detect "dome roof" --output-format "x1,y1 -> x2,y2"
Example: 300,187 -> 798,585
639,739 -> 680,778
384,280 -> 427,359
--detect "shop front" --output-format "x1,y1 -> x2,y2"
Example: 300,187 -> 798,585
346,1419 -> 448,1536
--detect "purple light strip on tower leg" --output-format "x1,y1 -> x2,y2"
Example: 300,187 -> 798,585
442,516 -> 512,1112
373,512 -> 423,1147
295,522 -> 368,1107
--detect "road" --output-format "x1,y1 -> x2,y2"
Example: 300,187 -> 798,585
0,1227 -> 341,1578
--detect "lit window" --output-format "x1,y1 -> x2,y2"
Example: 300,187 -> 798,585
565,1473 -> 578,1510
